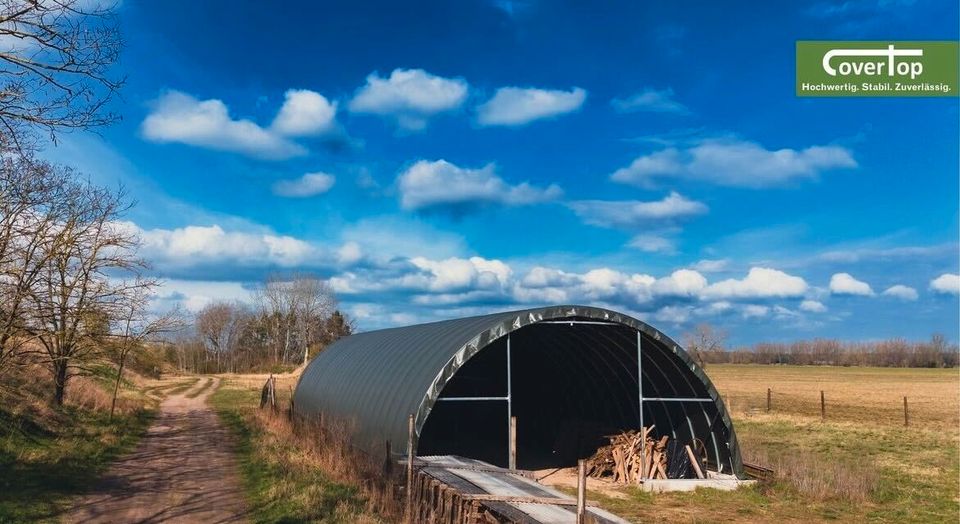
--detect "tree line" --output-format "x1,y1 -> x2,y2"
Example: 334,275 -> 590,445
684,324 -> 958,368
164,276 -> 353,375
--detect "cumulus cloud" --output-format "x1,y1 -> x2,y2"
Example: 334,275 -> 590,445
133,223 -> 318,268
477,86 -> 586,126
141,91 -> 308,159
799,299 -> 827,313
930,273 -> 960,295
882,284 -> 918,301
348,68 -> 468,130
829,272 -> 874,296
611,138 -> 856,188
397,159 -> 561,212
702,267 -> 808,299
568,192 -> 707,230
270,89 -> 337,136
272,172 -> 336,197
611,88 -> 689,114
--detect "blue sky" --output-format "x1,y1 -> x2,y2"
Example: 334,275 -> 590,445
46,0 -> 959,344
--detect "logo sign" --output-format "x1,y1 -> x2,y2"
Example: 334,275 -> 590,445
796,41 -> 958,97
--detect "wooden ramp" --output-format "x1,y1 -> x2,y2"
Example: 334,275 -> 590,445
412,456 -> 629,524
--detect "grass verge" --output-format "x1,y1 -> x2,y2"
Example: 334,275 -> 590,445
210,381 -> 396,523
0,404 -> 154,522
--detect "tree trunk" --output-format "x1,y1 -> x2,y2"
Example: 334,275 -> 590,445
53,360 -> 68,405
110,351 -> 127,419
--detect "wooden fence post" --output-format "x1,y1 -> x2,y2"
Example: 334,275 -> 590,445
406,414 -> 414,524
903,396 -> 909,427
576,459 -> 586,524
820,390 -> 825,421
509,416 -> 517,470
384,440 -> 393,475
766,388 -> 771,412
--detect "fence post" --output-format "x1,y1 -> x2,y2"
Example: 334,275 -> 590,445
576,459 -> 586,524
509,416 -> 517,470
384,440 -> 393,475
903,396 -> 909,427
766,388 -> 771,412
406,414 -> 414,524
820,390 -> 825,421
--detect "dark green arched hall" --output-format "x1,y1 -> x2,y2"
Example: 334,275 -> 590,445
294,305 -> 745,478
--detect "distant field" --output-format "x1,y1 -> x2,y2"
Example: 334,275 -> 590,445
584,364 -> 960,523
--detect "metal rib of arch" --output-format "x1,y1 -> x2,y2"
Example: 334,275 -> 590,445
293,304 -> 744,477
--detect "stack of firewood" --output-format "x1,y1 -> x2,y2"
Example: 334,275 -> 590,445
586,426 -> 671,483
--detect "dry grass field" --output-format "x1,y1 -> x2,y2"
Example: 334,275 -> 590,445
213,365 -> 958,523
580,364 -> 960,523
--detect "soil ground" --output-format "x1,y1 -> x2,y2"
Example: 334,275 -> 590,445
61,377 -> 250,523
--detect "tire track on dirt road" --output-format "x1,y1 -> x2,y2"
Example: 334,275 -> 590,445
62,377 -> 251,523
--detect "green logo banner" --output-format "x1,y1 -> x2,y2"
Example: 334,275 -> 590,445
796,41 -> 959,97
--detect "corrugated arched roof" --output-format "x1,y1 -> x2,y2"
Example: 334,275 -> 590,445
293,304 -> 743,477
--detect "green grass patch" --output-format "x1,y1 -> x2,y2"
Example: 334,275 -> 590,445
0,405 -> 154,522
210,383 -> 371,523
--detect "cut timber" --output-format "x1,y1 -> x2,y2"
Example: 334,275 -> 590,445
685,445 -> 705,479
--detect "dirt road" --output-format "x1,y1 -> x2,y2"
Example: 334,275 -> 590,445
62,378 -> 250,523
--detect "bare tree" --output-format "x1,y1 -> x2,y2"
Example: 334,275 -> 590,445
195,301 -> 250,373
254,273 -> 337,366
108,282 -> 182,418
683,323 -> 727,369
0,153 -> 70,371
20,179 -> 147,405
0,0 -> 123,147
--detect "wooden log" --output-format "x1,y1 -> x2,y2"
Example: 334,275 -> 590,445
767,387 -> 771,412
820,390 -> 825,421
685,445 -> 705,479
903,396 -> 909,427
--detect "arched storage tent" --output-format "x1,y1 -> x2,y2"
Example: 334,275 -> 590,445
294,305 -> 745,478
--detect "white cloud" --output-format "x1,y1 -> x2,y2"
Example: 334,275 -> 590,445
272,172 -> 336,197
651,269 -> 707,297
654,305 -> 692,324
477,86 -> 586,126
882,284 -> 918,301
270,89 -> 337,136
741,304 -> 770,318
611,88 -> 689,114
405,256 -> 512,293
628,234 -> 676,254
568,192 -> 707,230
133,223 -> 317,267
703,267 -> 808,299
611,138 -> 856,188
141,91 -> 306,159
829,272 -> 874,296
930,273 -> 960,295
799,299 -> 827,313
336,242 -> 363,265
397,159 -> 561,212
691,259 -> 729,273
348,68 -> 468,130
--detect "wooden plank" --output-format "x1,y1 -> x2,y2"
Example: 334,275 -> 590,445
685,445 -> 705,479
